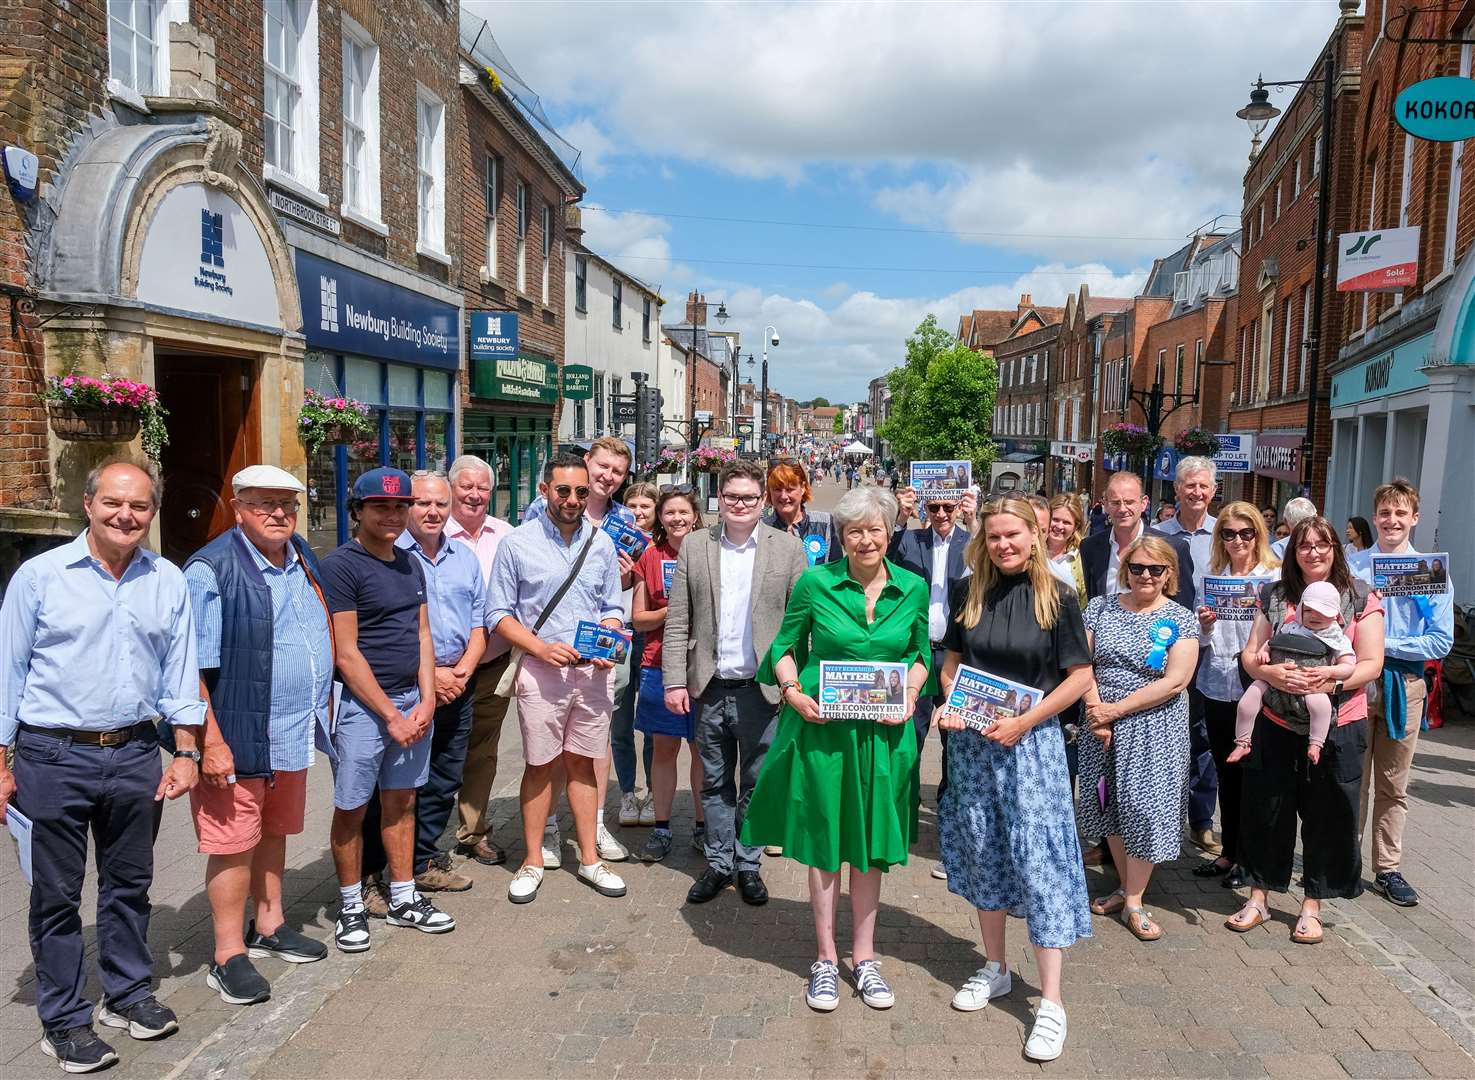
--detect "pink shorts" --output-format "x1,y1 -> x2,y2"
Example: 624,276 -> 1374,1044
189,769 -> 308,855
515,654 -> 614,767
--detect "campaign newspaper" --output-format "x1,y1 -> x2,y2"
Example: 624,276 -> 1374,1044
661,559 -> 678,596
909,460 -> 971,503
601,516 -> 651,561
573,620 -> 632,663
942,665 -> 1044,735
1371,552 -> 1451,597
817,661 -> 908,722
1201,576 -> 1271,621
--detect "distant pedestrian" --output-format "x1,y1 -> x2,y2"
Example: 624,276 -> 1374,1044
1270,497 -> 1318,560
1343,516 -> 1373,558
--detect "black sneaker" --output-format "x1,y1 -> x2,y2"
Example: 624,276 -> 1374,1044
41,1027 -> 118,1073
206,954 -> 271,1006
97,996 -> 178,1040
386,893 -> 456,934
246,921 -> 328,964
1374,871 -> 1420,907
335,906 -> 372,953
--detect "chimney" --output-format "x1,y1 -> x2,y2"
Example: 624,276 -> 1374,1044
686,291 -> 706,327
1018,293 -> 1032,315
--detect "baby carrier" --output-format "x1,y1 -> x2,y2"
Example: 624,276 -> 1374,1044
1255,579 -> 1370,733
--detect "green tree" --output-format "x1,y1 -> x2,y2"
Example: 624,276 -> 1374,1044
833,411 -> 845,434
804,396 -> 831,408
878,314 -> 998,475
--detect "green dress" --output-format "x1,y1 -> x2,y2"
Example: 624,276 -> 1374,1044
741,558 -> 934,872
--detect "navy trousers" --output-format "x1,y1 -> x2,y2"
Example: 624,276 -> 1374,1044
15,727 -> 163,1034
363,681 -> 475,876
1187,686 -> 1220,831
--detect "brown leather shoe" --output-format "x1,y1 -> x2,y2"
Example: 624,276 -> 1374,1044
362,876 -> 389,920
1081,843 -> 1109,867
455,836 -> 507,866
414,853 -> 474,893
1189,828 -> 1223,856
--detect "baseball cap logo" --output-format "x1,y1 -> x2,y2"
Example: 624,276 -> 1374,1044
381,475 -> 401,495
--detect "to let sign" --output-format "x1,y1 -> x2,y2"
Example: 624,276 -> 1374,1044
1337,226 -> 1420,292
1211,433 -> 1254,473
1394,76 -> 1475,142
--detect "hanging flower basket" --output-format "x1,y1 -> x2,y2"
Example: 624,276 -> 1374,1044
1101,422 -> 1162,462
1173,427 -> 1222,457
690,445 -> 737,471
299,389 -> 376,454
43,373 -> 169,460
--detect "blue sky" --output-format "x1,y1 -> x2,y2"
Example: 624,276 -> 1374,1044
469,0 -> 1339,403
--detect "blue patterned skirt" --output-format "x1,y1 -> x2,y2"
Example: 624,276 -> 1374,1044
938,718 -> 1092,949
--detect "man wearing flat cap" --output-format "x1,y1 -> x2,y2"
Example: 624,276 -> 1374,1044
182,465 -> 333,1007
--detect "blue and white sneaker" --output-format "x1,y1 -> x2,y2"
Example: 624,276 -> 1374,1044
805,959 -> 840,1012
853,960 -> 895,1009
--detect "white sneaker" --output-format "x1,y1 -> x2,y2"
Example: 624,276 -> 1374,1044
951,961 -> 1012,1012
619,791 -> 642,827
541,826 -> 562,869
1024,999 -> 1068,1061
931,864 -> 948,880
638,794 -> 656,826
597,822 -> 630,862
508,865 -> 544,904
577,861 -> 627,897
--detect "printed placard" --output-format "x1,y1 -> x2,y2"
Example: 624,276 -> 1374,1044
941,665 -> 1044,735
601,516 -> 651,561
818,661 -> 908,722
1371,552 -> 1451,596
661,559 -> 677,596
909,460 -> 971,502
1202,576 -> 1271,621
573,620 -> 632,663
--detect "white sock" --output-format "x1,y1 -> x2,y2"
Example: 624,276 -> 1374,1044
339,882 -> 363,910
597,807 -> 606,826
545,815 -> 558,831
389,880 -> 416,907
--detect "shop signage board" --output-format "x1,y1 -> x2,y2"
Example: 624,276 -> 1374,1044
472,352 -> 557,405
1330,331 -> 1433,409
296,249 -> 458,369
1211,433 -> 1254,473
268,189 -> 341,236
468,311 -> 519,359
1050,440 -> 1095,462
1394,77 -> 1475,142
137,182 -> 284,329
1252,433 -> 1302,481
562,364 -> 593,399
1337,226 -> 1421,292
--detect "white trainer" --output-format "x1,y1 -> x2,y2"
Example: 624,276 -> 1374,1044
541,825 -> 562,869
597,823 -> 629,862
930,864 -> 948,880
618,791 -> 642,827
577,861 -> 627,897
951,961 -> 1012,1012
638,793 -> 656,826
507,865 -> 544,904
1024,999 -> 1068,1061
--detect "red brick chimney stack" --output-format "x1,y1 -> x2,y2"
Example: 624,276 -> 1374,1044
686,291 -> 707,326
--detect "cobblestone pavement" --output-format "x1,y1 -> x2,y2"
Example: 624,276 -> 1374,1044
3,479 -> 1472,1078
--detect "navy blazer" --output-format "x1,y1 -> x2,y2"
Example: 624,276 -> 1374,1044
888,525 -> 970,643
1079,522 -> 1196,611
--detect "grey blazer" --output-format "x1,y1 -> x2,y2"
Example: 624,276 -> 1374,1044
662,522 -> 808,705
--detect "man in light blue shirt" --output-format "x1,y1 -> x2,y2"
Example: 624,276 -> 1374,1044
362,472 -> 487,896
1347,479 -> 1454,909
0,461 -> 204,1071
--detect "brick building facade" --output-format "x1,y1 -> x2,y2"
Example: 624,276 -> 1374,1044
1048,286 -> 1130,496
990,310 -> 1061,494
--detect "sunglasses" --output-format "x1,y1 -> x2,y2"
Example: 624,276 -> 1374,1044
926,503 -> 958,514
1219,527 -> 1258,543
659,483 -> 695,495
1126,563 -> 1169,579
552,485 -> 591,500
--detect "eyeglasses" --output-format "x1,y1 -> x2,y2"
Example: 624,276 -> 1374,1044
552,485 -> 591,500
1219,527 -> 1257,543
1296,541 -> 1334,556
1126,563 -> 1169,579
926,503 -> 958,514
241,498 -> 299,516
1106,499 -> 1142,511
659,483 -> 695,495
721,493 -> 762,508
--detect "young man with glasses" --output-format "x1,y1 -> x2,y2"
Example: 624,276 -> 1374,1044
488,454 -> 629,904
183,465 -> 333,1006
664,460 -> 808,905
1346,480 -> 1454,908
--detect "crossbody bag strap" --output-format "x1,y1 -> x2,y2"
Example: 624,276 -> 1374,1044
531,528 -> 599,634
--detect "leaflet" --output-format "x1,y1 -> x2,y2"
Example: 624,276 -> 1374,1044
909,460 -> 971,502
601,516 -> 651,561
661,559 -> 678,596
817,661 -> 908,722
573,620 -> 633,663
942,665 -> 1044,735
1371,552 -> 1451,597
5,805 -> 33,885
1201,576 -> 1271,621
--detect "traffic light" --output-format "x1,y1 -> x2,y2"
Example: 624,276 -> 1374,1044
635,381 -> 662,467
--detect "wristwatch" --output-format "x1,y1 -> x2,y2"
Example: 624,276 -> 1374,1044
172,749 -> 203,764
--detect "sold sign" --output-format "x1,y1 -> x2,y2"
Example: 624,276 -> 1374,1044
1394,76 -> 1475,142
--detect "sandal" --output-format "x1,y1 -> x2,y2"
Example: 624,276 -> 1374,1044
1120,905 -> 1162,941
1224,901 -> 1268,932
1291,911 -> 1324,945
1089,889 -> 1126,916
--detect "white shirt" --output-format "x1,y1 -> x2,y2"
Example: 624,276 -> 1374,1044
716,527 -> 759,678
1106,521 -> 1146,596
927,526 -> 957,643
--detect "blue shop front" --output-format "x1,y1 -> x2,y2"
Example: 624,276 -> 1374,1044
294,250 -> 462,550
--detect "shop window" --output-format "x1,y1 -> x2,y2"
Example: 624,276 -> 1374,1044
424,413 -> 448,472
423,370 -> 452,411
341,19 -> 382,226
108,0 -> 175,102
388,412 -> 418,473
388,364 -> 418,407
345,356 -> 383,405
416,88 -> 447,258
462,413 -> 553,521
575,254 -> 588,312
264,0 -> 322,197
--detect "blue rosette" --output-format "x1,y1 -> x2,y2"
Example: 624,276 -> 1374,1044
1145,617 -> 1180,672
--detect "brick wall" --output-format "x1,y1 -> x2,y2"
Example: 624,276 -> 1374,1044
993,322 -> 1058,443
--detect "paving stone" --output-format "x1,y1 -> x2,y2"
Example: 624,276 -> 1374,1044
1335,1050 -> 1433,1078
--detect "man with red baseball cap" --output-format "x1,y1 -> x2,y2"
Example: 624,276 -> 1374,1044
318,467 -> 452,953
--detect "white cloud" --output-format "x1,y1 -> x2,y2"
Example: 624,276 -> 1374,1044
579,207 -> 677,286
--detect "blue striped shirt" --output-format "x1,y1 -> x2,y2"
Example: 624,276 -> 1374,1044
184,530 -> 332,772
395,531 -> 486,665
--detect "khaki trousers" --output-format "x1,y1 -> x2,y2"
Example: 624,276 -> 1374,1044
1360,673 -> 1426,874
456,653 -> 514,845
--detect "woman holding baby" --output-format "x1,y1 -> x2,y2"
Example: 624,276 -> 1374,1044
1225,516 -> 1385,945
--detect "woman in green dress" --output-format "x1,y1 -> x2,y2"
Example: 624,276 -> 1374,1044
743,486 -> 932,1014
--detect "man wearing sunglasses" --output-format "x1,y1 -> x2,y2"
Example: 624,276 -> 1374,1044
487,453 -> 628,904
